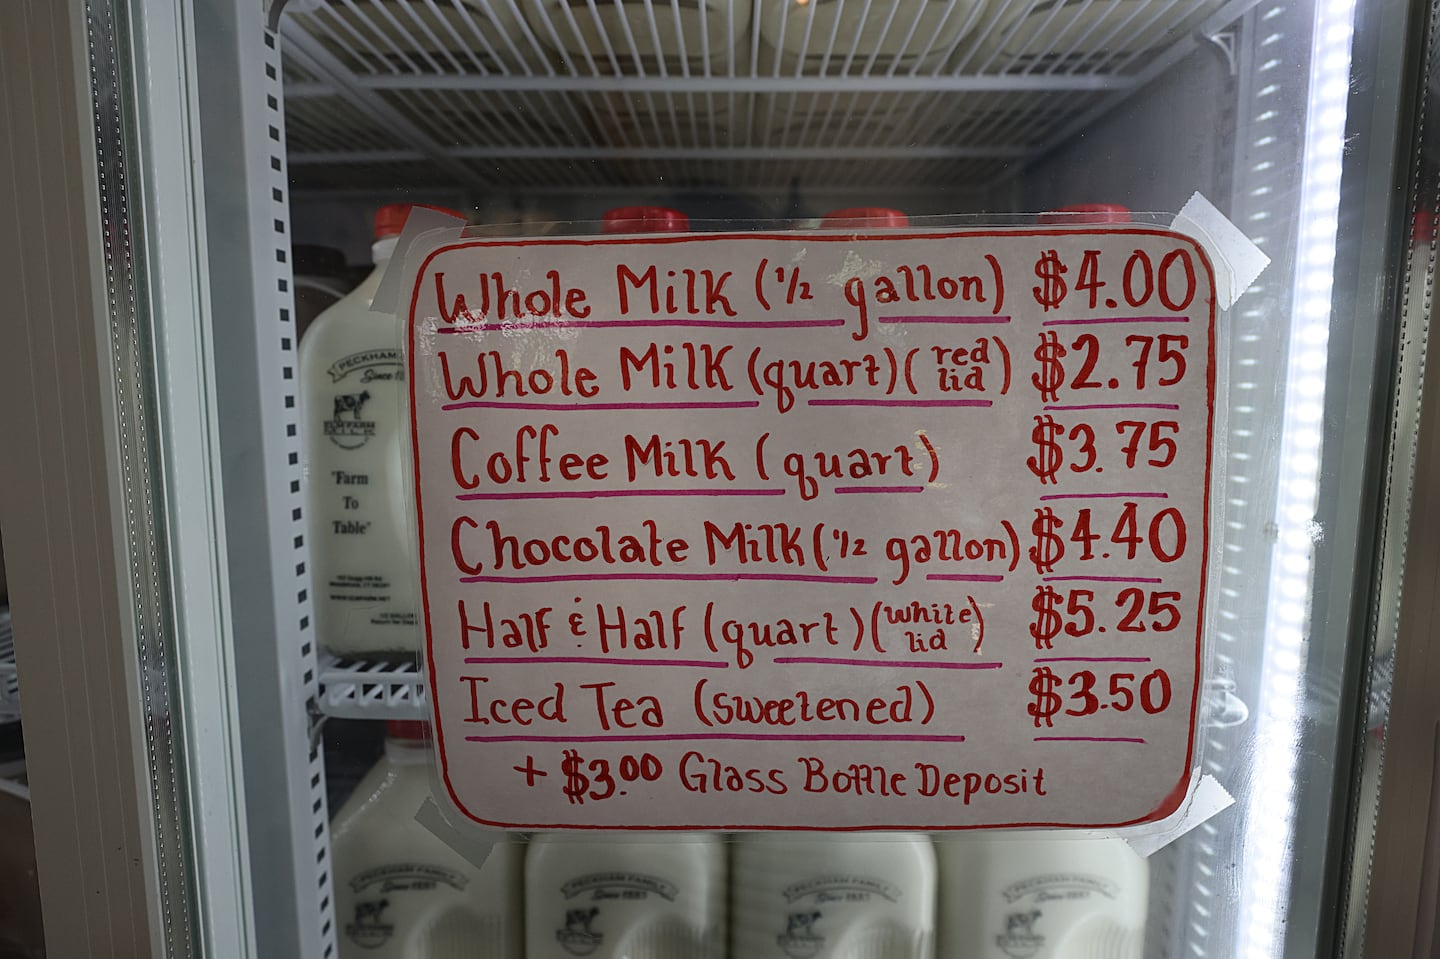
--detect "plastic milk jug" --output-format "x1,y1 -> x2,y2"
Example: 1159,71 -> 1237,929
525,832 -> 726,959
936,831 -> 1148,958
300,202 -> 462,658
331,720 -> 523,958
731,833 -> 937,959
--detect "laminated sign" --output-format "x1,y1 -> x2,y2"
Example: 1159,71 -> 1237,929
407,228 -> 1216,830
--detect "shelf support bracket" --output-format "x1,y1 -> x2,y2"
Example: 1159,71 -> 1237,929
1206,29 -> 1241,77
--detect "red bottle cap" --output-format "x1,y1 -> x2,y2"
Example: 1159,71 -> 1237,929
374,203 -> 467,239
1036,204 -> 1131,225
385,720 -> 430,741
821,207 -> 910,229
1414,209 -> 1437,244
602,206 -> 690,234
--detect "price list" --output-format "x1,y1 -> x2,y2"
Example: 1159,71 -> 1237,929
407,228 -> 1215,830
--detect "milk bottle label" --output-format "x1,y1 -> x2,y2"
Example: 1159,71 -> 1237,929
403,228 -> 1218,830
323,350 -> 403,449
994,873 -> 1121,958
344,862 -> 470,948
550,871 -> 679,954
774,875 -> 902,957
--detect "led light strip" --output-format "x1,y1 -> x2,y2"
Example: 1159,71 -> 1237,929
1237,0 -> 1357,955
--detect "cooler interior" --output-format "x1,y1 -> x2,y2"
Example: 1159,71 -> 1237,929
238,0 -> 1349,956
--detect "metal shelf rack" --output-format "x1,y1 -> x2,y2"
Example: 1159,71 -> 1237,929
279,0 -> 1255,193
317,653 -> 428,719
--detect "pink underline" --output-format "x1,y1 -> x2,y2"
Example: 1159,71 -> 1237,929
457,488 -> 783,501
436,318 -> 845,331
464,656 -> 726,668
465,733 -> 968,743
925,574 -> 1006,582
809,399 -> 993,408
459,572 -> 879,585
441,400 -> 760,412
1033,656 -> 1154,663
1042,316 -> 1189,326
1044,403 -> 1181,411
879,315 -> 1011,324
1038,492 -> 1168,501
1042,575 -> 1165,583
1034,736 -> 1148,744
775,656 -> 1002,670
835,485 -> 925,494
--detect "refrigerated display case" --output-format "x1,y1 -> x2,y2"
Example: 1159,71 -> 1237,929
2,0 -> 1439,956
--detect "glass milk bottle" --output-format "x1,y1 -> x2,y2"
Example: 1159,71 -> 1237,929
731,833 -> 936,959
525,832 -> 726,959
299,202 -> 462,658
935,831 -> 1148,958
331,720 -> 523,958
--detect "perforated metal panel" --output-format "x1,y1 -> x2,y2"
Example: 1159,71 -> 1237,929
197,3 -> 340,955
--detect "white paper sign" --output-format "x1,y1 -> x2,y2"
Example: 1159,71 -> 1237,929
407,228 -> 1216,831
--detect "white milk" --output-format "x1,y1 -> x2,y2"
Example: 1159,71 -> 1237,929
525,832 -> 726,959
331,722 -> 523,958
731,833 -> 937,959
301,204 -> 456,658
935,831 -> 1148,958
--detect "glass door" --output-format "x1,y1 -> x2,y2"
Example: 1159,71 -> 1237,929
2,0 -> 1437,956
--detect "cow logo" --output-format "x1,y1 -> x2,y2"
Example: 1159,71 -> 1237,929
996,909 -> 1045,959
777,910 -> 824,959
345,898 -> 394,948
556,907 -> 603,956
324,390 -> 376,449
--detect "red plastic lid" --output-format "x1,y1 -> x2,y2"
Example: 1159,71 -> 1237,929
1037,204 -> 1131,225
374,203 -> 466,239
822,207 -> 910,229
386,720 -> 430,741
1414,209 -> 1436,244
602,206 -> 690,234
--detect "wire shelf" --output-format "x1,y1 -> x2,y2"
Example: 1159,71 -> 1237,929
317,652 -> 428,719
0,610 -> 18,723
279,0 -> 1238,196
